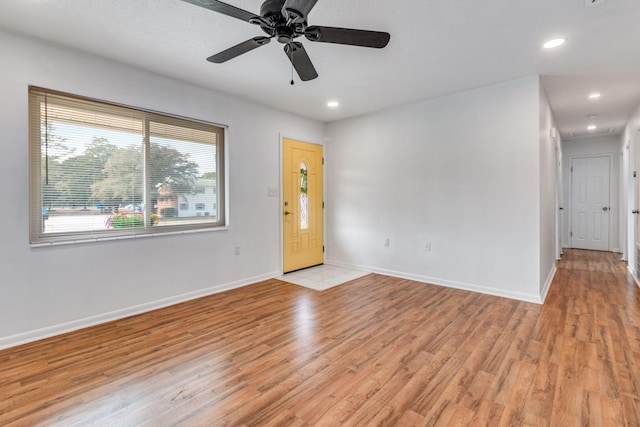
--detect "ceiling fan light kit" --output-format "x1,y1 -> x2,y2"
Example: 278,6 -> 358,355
182,0 -> 391,82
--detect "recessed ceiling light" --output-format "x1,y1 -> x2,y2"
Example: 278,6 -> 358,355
327,101 -> 339,108
588,125 -> 597,130
543,38 -> 566,49
589,93 -> 601,99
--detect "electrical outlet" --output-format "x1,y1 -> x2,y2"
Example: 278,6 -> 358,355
424,242 -> 431,252
384,238 -> 390,247
234,245 -> 240,255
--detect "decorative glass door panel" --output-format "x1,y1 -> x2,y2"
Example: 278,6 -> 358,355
300,163 -> 309,230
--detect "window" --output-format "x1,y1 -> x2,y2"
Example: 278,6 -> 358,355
29,87 -> 226,244
195,203 -> 206,210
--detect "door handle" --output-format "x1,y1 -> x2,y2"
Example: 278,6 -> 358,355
602,206 -> 609,211
633,210 -> 639,214
284,210 -> 293,216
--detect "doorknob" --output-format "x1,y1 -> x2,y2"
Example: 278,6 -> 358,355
284,211 -> 293,216
633,209 -> 639,214
602,206 -> 609,211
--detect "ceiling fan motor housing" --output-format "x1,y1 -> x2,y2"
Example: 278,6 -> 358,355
259,0 -> 306,42
276,25 -> 295,43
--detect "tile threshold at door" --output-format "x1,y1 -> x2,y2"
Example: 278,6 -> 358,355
279,264 -> 370,291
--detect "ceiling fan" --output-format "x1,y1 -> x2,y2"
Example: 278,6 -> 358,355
181,0 -> 391,82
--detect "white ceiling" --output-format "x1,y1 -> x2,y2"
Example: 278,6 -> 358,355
1,0 -> 639,136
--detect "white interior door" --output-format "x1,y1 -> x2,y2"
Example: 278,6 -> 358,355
571,156 -> 610,251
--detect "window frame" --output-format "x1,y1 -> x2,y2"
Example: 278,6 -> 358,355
29,86 -> 227,245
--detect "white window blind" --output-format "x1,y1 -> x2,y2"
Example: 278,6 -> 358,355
29,87 -> 225,244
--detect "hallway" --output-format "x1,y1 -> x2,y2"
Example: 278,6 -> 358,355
540,249 -> 640,425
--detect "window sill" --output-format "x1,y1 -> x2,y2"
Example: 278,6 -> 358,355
30,226 -> 230,248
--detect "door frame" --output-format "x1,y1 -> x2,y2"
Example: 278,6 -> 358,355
555,136 -> 563,260
567,153 -> 613,251
623,131 -> 638,276
279,135 -> 325,274
621,141 -> 630,262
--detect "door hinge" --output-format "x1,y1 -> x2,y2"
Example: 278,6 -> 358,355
634,171 -> 637,178
322,157 -> 325,165
570,231 -> 573,237
322,201 -> 325,209
571,167 -> 573,172
323,245 -> 325,253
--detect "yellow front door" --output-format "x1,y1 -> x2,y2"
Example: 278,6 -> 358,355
283,138 -> 323,273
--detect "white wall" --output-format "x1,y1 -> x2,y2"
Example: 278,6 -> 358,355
325,76 -> 546,302
539,81 -> 559,300
0,31 -> 325,349
561,135 -> 622,252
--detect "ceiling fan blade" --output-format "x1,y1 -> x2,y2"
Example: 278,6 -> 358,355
305,26 -> 390,48
282,0 -> 319,23
207,37 -> 271,63
284,42 -> 318,81
180,0 -> 258,23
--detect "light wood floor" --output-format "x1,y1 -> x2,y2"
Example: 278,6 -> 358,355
2,249 -> 640,426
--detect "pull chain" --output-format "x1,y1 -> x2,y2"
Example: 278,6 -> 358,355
289,44 -> 295,85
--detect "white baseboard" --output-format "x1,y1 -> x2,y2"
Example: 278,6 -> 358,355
628,265 -> 640,288
539,263 -> 557,304
325,259 -> 543,304
0,271 -> 280,351
1,260 -> 558,351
